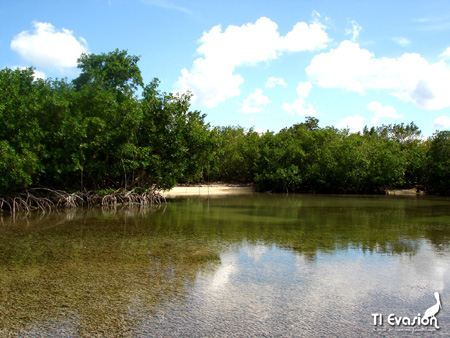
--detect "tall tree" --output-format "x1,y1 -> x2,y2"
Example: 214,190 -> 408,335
72,49 -> 143,99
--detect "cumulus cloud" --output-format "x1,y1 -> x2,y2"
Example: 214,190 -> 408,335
240,89 -> 271,114
265,77 -> 287,88
393,37 -> 411,47
11,21 -> 88,71
367,101 -> 402,118
282,81 -> 317,116
433,115 -> 450,130
368,101 -> 403,125
306,40 -> 450,110
176,16 -> 329,108
337,114 -> 367,133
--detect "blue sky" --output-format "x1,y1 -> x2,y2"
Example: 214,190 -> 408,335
2,0 -> 450,136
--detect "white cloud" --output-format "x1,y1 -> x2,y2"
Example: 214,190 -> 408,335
240,89 -> 270,114
337,114 -> 367,133
265,77 -> 287,88
282,81 -> 317,116
11,21 -> 88,71
433,115 -> 450,129
393,37 -> 411,47
440,47 -> 450,59
346,20 -> 362,42
296,81 -> 312,97
176,16 -> 329,108
368,101 -> 402,125
33,69 -> 46,80
306,40 -> 450,110
307,41 -> 382,93
279,20 -> 329,52
367,101 -> 402,118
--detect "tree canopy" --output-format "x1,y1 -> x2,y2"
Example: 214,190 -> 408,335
1,49 -> 449,197
0,50 -> 212,193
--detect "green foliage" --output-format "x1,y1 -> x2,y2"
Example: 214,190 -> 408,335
208,126 -> 260,183
425,131 -> 450,194
72,49 -> 143,98
137,79 -> 212,189
254,130 -> 304,191
0,51 -> 211,194
209,117 -> 429,194
0,51 -> 446,196
0,141 -> 38,192
0,68 -> 44,192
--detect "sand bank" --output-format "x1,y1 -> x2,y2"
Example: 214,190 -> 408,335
161,184 -> 255,198
386,189 -> 423,196
162,186 -> 423,198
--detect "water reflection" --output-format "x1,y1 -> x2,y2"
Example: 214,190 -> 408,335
139,241 -> 450,337
1,194 -> 450,336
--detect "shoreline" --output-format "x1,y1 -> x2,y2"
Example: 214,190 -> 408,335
161,184 -> 255,198
0,185 -> 429,214
161,185 -> 425,198
385,188 -> 423,196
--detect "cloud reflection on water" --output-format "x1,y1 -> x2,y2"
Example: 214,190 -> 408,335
139,240 -> 450,337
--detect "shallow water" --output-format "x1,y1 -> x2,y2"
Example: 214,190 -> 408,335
1,194 -> 449,337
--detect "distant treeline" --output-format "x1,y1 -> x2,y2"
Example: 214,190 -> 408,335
1,49 -> 449,197
208,122 -> 449,195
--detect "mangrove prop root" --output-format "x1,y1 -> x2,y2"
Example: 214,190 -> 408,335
101,189 -> 165,206
0,187 -> 166,214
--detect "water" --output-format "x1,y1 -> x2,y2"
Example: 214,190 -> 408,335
1,194 -> 449,337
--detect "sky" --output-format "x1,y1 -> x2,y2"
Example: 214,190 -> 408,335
2,0 -> 450,136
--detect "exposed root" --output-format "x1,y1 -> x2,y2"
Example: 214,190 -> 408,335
101,189 -> 165,206
0,190 -> 54,214
0,187 -> 166,214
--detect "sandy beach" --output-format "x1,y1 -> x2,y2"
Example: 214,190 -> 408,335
161,184 -> 255,198
161,185 -> 423,198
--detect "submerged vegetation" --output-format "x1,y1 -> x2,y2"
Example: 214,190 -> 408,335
1,49 -> 450,212
1,194 -> 449,335
0,206 -> 221,335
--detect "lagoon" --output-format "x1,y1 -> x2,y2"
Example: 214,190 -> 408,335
1,194 -> 449,337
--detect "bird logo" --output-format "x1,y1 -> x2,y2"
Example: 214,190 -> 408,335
423,292 -> 442,321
